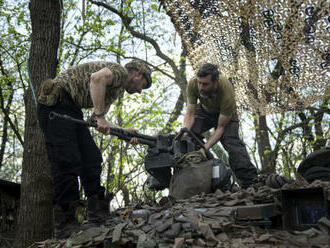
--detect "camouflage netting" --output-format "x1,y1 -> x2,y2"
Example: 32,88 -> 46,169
161,0 -> 330,114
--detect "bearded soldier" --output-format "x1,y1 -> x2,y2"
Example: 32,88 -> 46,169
183,63 -> 258,189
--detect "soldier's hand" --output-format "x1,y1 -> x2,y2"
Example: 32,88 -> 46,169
126,128 -> 139,145
179,127 -> 189,137
199,148 -> 207,158
130,137 -> 139,145
95,116 -> 113,134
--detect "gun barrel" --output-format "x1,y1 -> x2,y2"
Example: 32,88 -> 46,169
49,111 -> 97,127
49,111 -> 156,146
109,127 -> 156,146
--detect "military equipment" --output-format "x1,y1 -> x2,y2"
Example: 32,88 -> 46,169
280,187 -> 328,230
211,159 -> 234,192
49,112 -> 209,189
49,111 -> 157,146
32,179 -> 330,248
169,159 -> 213,199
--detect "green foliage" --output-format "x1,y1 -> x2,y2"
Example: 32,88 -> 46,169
0,0 -> 30,182
242,99 -> 329,178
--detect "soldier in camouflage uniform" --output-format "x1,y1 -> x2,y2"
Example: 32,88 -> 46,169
184,63 -> 258,189
37,60 -> 152,239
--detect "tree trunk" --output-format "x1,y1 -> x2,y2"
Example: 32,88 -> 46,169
254,114 -> 275,174
14,0 -> 61,247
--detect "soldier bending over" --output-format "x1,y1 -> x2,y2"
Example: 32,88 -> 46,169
183,63 -> 258,189
37,60 -> 152,238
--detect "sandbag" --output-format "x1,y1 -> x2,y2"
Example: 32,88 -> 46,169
169,159 -> 213,200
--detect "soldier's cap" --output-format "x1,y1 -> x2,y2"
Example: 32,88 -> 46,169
125,60 -> 152,89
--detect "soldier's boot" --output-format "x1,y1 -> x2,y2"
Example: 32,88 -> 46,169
85,194 -> 110,228
241,177 -> 259,189
54,203 -> 81,239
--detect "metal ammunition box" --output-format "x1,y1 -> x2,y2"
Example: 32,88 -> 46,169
281,187 -> 328,230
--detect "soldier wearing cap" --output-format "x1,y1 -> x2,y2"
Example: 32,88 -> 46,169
37,60 -> 152,238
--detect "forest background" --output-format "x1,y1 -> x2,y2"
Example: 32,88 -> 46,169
0,0 -> 329,247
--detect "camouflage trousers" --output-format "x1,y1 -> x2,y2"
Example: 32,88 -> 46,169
191,104 -> 258,188
37,92 -> 105,207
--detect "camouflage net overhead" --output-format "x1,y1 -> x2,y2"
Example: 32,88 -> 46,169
161,0 -> 330,114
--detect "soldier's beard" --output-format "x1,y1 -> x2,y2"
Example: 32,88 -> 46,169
126,78 -> 138,94
199,90 -> 212,98
126,88 -> 135,94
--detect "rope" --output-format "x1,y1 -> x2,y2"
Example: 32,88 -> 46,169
27,59 -> 38,108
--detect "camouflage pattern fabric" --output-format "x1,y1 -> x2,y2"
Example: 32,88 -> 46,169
160,0 -> 329,114
54,61 -> 127,109
175,150 -> 207,168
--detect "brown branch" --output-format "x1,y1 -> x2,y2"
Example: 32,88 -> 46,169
162,92 -> 184,134
89,0 -> 184,83
271,107 -> 329,157
0,57 -> 24,145
297,112 -> 314,144
64,38 -> 177,80
162,48 -> 188,133
69,29 -> 89,66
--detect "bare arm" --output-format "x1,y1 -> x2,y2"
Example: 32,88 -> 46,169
184,104 -> 196,129
89,68 -> 139,140
90,67 -> 113,116
90,68 -> 114,134
204,114 -> 232,150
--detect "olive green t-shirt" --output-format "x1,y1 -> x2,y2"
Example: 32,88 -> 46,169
186,75 -> 236,115
54,61 -> 127,109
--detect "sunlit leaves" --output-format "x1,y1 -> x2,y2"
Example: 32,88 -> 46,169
0,0 -> 30,181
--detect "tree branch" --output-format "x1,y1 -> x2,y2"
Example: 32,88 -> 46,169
0,56 -> 24,145
89,0 -> 185,86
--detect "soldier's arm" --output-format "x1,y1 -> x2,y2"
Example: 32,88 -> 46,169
184,104 -> 196,130
184,78 -> 198,130
204,114 -> 231,150
90,68 -> 115,134
90,67 -> 113,117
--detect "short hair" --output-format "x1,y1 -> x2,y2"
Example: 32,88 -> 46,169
197,63 -> 220,82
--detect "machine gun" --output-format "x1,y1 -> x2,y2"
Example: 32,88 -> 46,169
49,111 -> 209,189
49,111 -> 157,146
